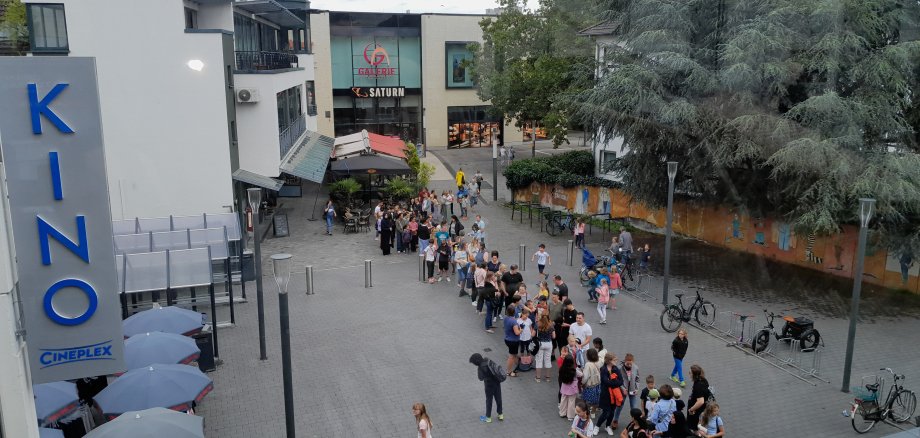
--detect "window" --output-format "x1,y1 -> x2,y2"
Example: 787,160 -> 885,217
185,7 -> 198,30
305,81 -> 317,116
600,150 -> 617,173
27,4 -> 68,53
445,42 -> 474,88
276,85 -> 303,133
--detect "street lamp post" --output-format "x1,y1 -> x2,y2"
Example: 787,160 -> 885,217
662,161 -> 677,306
531,119 -> 537,158
492,138 -> 498,201
271,253 -> 295,438
247,188 -> 268,361
841,198 -> 875,393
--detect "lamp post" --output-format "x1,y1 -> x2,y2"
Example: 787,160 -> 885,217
662,161 -> 677,306
841,198 -> 875,393
492,137 -> 498,201
247,187 -> 268,361
531,119 -> 537,158
271,253 -> 295,438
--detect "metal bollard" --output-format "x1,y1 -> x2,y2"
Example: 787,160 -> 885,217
305,265 -> 314,295
567,240 -> 574,266
519,244 -> 526,271
364,260 -> 372,288
419,254 -> 425,282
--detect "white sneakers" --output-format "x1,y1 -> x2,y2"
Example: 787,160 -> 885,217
606,426 -> 614,436
591,426 -> 600,436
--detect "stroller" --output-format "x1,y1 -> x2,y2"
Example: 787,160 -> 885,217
579,248 -> 608,285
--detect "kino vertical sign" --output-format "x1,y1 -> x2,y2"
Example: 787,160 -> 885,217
0,57 -> 125,383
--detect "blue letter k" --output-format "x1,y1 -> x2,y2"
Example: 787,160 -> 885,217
28,83 -> 75,135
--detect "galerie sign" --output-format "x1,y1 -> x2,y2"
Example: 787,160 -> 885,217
358,42 -> 397,77
0,57 -> 125,383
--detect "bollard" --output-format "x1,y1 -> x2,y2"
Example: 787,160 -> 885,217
305,265 -> 314,295
567,240 -> 574,266
519,244 -> 526,271
364,260 -> 372,288
419,253 -> 425,282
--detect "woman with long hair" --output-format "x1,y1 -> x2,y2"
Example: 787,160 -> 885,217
698,402 -> 724,438
534,313 -> 556,382
619,408 -> 650,438
581,348 -> 602,416
686,364 -> 712,431
558,355 -> 582,420
411,402 -> 433,438
595,352 -> 624,436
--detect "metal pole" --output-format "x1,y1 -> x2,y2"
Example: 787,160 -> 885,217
278,290 -> 295,438
305,265 -> 314,295
568,239 -> 574,266
365,260 -> 372,288
253,223 -> 267,360
531,119 -> 537,158
492,140 -> 498,201
419,253 -> 425,282
842,199 -> 874,392
519,244 -> 526,272
663,162 -> 677,306
209,283 -> 219,359
226,258 -> 235,324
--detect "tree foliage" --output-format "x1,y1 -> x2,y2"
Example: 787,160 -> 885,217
469,0 -> 601,146
0,0 -> 29,55
571,0 -> 920,250
504,150 -> 619,189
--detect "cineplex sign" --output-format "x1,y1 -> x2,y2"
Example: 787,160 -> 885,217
359,42 -> 397,77
0,57 -> 125,383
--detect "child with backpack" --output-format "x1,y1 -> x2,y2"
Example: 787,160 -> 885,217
648,385 -> 678,435
469,353 -> 506,423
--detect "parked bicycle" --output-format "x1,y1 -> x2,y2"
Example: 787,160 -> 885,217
751,309 -> 821,353
850,368 -> 917,433
546,211 -> 576,236
660,287 -> 716,332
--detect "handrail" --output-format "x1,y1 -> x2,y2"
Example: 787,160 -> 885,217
235,51 -> 299,71
279,114 -> 307,158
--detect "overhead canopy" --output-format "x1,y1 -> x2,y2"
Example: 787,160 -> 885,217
332,130 -> 406,159
233,0 -> 304,27
280,130 -> 334,184
231,168 -> 283,191
330,154 -> 411,176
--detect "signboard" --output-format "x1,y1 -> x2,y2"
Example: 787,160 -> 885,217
350,87 -> 406,98
0,57 -> 125,383
272,213 -> 289,238
358,42 -> 397,77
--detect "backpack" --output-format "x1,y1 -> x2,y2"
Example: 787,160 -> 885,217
487,360 -> 507,382
517,355 -> 533,371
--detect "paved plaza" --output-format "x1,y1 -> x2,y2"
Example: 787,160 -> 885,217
199,149 -> 920,437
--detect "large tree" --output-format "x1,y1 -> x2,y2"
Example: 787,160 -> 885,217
0,0 -> 28,55
470,0 -> 601,149
573,0 -> 920,249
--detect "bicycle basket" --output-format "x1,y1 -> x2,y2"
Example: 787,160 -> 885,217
851,386 -> 878,402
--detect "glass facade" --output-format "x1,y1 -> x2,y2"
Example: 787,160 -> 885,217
329,12 -> 422,139
447,106 -> 503,149
276,85 -> 303,133
233,13 -> 280,52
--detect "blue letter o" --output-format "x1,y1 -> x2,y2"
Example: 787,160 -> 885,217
43,279 -> 98,326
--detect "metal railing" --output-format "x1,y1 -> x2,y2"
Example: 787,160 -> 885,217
279,114 -> 306,158
235,51 -> 299,71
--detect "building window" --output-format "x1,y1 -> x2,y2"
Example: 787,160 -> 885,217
445,42 -> 474,88
184,7 -> 198,29
447,106 -> 502,149
276,85 -> 303,133
305,81 -> 317,116
600,150 -> 617,173
27,4 -> 68,53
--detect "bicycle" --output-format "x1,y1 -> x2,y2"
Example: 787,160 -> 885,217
850,368 -> 917,433
546,211 -> 575,237
659,287 -> 717,332
751,309 -> 821,354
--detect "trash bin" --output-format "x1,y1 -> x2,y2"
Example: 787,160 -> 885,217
241,250 -> 255,282
193,325 -> 216,373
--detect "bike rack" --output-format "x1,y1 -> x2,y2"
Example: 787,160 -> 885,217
799,347 -> 830,383
622,273 -> 654,301
716,311 -> 737,336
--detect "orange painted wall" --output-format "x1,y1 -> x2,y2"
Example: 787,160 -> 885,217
514,184 -> 920,293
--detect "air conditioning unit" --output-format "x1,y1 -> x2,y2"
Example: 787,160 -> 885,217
236,88 -> 260,103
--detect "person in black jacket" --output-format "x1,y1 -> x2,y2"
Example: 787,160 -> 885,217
670,328 -> 688,387
479,273 -> 499,333
595,352 -> 625,436
469,353 -> 504,423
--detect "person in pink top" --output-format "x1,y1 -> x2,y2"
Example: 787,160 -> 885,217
558,354 -> 583,420
609,267 -> 623,310
573,218 -> 586,249
596,278 -> 609,324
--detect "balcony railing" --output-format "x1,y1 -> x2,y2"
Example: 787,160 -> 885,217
235,51 -> 299,71
279,114 -> 307,158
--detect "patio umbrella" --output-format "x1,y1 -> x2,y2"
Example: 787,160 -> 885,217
124,332 -> 200,370
39,428 -> 65,438
95,364 -> 213,419
85,407 -> 203,438
123,306 -> 204,337
330,154 -> 411,176
33,381 -> 78,426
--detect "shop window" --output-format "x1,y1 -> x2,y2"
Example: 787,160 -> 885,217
27,4 -> 68,53
600,150 -> 617,173
522,121 -> 548,141
447,105 -> 502,149
445,42 -> 474,88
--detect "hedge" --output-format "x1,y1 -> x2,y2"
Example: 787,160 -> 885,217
503,150 -> 622,189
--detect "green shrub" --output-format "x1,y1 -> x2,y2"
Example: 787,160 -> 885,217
384,177 -> 415,201
503,150 -> 618,189
329,177 -> 361,204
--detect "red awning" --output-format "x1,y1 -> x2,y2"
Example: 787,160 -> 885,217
367,133 -> 406,159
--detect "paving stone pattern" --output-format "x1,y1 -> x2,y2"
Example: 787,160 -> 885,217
198,154 -> 920,437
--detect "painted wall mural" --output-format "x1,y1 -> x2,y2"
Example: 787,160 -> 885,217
514,183 -> 920,293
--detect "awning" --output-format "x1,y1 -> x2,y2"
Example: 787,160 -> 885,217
232,168 -> 283,191
280,129 -> 334,184
367,133 -> 407,159
332,130 -> 406,159
330,154 -> 411,176
233,0 -> 304,27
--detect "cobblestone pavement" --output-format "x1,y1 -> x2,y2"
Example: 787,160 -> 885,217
198,151 -> 920,438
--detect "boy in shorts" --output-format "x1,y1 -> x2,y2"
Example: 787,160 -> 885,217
531,244 -> 551,281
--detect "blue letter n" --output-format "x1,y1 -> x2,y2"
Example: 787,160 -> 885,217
28,83 -> 75,135
37,215 -> 89,265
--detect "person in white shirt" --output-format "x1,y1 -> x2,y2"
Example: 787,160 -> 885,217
532,244 -> 551,280
569,312 -> 593,358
